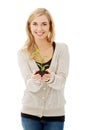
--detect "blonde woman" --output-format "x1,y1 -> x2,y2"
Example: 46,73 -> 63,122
18,8 -> 69,130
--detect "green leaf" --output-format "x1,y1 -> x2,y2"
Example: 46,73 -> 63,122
37,63 -> 43,69
31,49 -> 40,58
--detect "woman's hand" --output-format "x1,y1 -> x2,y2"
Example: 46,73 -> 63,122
32,70 -> 41,81
41,69 -> 51,82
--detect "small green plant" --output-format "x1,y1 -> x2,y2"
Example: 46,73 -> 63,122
32,49 -> 49,76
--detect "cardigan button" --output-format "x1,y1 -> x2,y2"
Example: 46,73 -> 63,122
38,114 -> 42,117
43,87 -> 46,90
42,96 -> 45,100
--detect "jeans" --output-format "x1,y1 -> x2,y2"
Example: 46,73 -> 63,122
21,117 -> 64,130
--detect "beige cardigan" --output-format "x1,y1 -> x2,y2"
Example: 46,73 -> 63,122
17,43 -> 69,117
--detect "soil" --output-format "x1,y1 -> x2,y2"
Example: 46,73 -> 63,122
35,70 -> 49,77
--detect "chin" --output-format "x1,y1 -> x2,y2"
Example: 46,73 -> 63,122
35,35 -> 47,40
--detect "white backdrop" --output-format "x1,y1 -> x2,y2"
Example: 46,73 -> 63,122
0,0 -> 87,130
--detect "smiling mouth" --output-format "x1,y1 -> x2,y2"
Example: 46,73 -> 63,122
35,32 -> 44,36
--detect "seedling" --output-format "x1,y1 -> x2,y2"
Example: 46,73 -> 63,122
32,49 -> 49,76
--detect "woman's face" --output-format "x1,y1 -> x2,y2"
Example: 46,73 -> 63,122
30,15 -> 50,40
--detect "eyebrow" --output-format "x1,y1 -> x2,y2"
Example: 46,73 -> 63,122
42,22 -> 48,24
32,21 -> 48,24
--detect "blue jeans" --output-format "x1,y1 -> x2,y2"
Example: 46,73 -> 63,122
21,117 -> 64,130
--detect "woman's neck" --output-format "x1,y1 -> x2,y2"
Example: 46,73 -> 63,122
35,39 -> 52,51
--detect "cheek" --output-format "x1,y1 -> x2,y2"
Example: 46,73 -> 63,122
45,28 -> 50,33
30,25 -> 35,31
46,26 -> 50,32
30,27 -> 35,35
30,26 -> 33,31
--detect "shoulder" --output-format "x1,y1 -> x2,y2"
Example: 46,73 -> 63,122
55,42 -> 69,56
55,42 -> 68,50
17,49 -> 29,60
55,42 -> 69,52
17,49 -> 25,57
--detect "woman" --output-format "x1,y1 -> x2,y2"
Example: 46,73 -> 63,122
18,8 -> 69,130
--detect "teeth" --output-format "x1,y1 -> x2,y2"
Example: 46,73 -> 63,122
36,32 -> 44,36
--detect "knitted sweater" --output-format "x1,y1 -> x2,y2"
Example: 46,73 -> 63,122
17,43 -> 69,117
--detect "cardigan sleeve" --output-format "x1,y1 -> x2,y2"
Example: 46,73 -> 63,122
17,50 -> 42,93
47,44 -> 69,90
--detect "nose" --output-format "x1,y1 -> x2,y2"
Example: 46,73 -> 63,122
37,25 -> 42,31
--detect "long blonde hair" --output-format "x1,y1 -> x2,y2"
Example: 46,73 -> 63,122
22,8 -> 55,58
